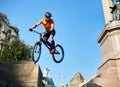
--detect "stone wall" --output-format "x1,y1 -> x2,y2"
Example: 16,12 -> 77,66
0,61 -> 44,87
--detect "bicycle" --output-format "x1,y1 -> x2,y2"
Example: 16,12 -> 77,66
29,29 -> 64,63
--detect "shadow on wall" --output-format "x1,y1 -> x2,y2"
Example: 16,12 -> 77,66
83,83 -> 102,87
0,62 -> 24,87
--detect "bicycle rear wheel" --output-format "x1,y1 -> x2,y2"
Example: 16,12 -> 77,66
32,41 -> 42,63
52,44 -> 64,63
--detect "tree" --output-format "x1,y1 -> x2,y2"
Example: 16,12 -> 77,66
0,38 -> 31,63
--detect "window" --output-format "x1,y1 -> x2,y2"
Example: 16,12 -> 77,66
6,29 -> 11,41
7,29 -> 11,34
0,23 -> 2,34
0,23 -> 1,28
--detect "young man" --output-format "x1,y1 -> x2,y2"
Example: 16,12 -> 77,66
29,12 -> 56,54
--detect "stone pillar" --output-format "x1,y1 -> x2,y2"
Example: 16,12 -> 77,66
102,0 -> 113,24
97,21 -> 120,64
96,21 -> 120,87
81,22 -> 120,87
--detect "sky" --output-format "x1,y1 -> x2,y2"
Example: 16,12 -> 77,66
0,0 -> 105,86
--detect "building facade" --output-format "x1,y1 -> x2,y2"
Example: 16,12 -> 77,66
0,13 -> 19,52
69,72 -> 85,87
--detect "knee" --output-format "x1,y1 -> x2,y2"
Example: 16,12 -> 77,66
50,35 -> 54,41
42,37 -> 47,42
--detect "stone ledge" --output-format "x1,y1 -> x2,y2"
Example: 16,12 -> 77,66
0,61 -> 43,87
98,58 -> 120,70
97,21 -> 120,43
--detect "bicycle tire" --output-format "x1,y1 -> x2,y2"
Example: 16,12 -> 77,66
32,41 -> 42,63
52,44 -> 64,63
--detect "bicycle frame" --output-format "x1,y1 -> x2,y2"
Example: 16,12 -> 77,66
32,30 -> 51,50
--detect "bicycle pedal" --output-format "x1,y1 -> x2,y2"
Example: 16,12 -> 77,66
55,51 -> 60,54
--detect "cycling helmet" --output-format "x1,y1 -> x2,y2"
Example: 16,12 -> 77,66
45,12 -> 52,18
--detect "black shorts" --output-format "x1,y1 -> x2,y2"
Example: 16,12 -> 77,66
43,29 -> 56,40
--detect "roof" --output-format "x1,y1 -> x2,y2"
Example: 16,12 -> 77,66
70,72 -> 84,84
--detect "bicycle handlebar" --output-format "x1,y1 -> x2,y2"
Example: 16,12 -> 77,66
29,29 -> 46,37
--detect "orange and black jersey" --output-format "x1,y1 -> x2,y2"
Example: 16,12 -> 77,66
39,18 -> 54,32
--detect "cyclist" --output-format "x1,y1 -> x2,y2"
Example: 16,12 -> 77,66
29,12 -> 56,54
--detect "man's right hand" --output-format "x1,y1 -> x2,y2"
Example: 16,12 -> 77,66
29,28 -> 33,31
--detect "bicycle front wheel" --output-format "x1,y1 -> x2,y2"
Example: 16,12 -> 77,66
52,44 -> 64,63
32,41 -> 42,63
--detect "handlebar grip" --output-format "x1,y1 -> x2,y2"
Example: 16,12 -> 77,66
29,28 -> 33,32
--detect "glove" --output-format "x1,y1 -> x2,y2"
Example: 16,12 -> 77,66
29,28 -> 33,31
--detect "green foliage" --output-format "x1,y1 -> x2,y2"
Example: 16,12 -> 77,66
0,38 -> 31,62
